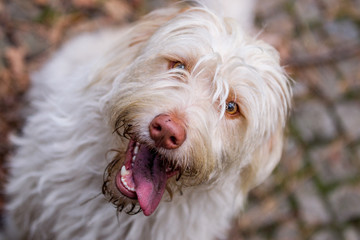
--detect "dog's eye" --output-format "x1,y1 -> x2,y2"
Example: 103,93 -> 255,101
225,101 -> 239,115
171,62 -> 185,70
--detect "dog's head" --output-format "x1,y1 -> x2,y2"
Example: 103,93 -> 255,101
98,6 -> 291,216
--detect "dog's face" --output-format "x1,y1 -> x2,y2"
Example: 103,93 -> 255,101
100,7 -> 291,216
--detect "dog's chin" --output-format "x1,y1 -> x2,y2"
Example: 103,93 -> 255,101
103,138 -> 180,216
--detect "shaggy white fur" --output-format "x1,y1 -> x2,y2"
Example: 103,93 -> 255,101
5,1 -> 291,240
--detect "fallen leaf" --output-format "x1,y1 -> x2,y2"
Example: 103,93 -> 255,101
5,47 -> 29,92
72,0 -> 96,8
104,0 -> 132,21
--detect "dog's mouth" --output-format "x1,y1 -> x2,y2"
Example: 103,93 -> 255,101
115,139 -> 178,216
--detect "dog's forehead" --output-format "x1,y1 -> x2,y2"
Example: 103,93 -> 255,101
145,8 -> 247,63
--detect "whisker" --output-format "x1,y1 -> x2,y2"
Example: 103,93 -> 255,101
176,171 -> 182,181
126,204 -> 136,214
165,185 -> 173,200
116,209 -> 120,224
79,193 -> 102,206
117,203 -> 125,213
134,207 -> 142,214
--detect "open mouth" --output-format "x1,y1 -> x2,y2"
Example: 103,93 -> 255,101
115,139 -> 178,216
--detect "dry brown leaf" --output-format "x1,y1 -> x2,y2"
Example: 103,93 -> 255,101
0,2 -> 4,12
104,0 -> 131,21
0,69 -> 12,97
5,47 -> 26,78
72,0 -> 96,8
4,47 -> 29,93
49,13 -> 84,45
33,0 -> 48,6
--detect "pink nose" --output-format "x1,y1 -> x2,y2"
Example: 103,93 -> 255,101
149,114 -> 186,149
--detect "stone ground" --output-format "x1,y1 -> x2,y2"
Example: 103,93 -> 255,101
0,0 -> 360,239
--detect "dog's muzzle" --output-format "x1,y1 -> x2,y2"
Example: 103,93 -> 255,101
113,114 -> 186,216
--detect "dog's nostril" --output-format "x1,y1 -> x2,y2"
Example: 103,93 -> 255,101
170,136 -> 177,145
154,125 -> 162,131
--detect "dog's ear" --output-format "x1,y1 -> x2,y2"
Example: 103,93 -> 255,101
127,7 -> 189,49
240,126 -> 284,192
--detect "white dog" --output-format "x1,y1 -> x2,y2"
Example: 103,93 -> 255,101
5,1 -> 291,239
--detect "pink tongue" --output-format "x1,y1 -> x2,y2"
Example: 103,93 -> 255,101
132,145 -> 167,216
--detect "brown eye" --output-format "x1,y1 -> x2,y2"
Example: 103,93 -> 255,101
225,101 -> 239,115
171,61 -> 185,70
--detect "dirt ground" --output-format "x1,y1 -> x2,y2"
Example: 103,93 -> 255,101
1,0 -> 360,239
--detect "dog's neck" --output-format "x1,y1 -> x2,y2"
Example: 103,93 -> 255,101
131,171 -> 245,240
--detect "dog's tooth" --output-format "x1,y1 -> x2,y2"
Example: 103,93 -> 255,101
126,183 -> 135,192
121,177 -> 135,192
121,177 -> 128,188
134,145 -> 139,155
132,155 -> 136,162
121,166 -> 130,176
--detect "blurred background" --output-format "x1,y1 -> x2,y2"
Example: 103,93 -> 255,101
0,0 -> 359,239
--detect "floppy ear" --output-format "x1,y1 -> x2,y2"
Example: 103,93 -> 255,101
240,126 -> 284,192
127,7 -> 189,48
90,6 -> 187,86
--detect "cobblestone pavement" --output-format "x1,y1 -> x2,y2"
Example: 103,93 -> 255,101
0,0 -> 360,239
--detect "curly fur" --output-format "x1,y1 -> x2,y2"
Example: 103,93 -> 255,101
5,2 -> 291,240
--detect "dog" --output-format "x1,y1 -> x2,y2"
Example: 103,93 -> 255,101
5,1 -> 292,239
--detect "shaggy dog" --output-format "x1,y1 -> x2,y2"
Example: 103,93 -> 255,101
5,1 -> 291,239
